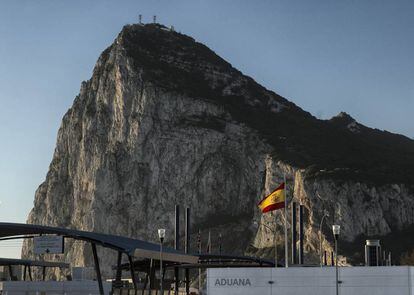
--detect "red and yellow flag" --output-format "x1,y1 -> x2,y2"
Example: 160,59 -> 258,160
258,182 -> 285,213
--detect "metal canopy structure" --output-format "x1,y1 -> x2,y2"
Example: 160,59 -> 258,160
116,253 -> 275,272
198,254 -> 275,266
0,257 -> 69,282
0,223 -> 197,261
0,223 -> 198,294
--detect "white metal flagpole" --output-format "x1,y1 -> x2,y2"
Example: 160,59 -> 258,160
274,210 -> 278,268
284,174 -> 288,268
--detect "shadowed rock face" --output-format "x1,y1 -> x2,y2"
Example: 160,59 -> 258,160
22,24 -> 414,276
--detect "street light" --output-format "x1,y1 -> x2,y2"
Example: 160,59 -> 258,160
332,225 -> 340,295
158,228 -> 166,295
319,211 -> 329,266
254,221 -> 278,267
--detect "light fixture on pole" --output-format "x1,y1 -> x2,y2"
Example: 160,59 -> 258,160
158,228 -> 166,295
332,225 -> 340,295
319,211 -> 329,267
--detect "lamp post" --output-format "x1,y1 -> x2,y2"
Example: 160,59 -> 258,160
319,211 -> 329,267
332,225 -> 340,295
158,228 -> 166,295
254,221 -> 277,267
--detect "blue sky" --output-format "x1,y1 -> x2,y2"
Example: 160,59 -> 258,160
0,0 -> 413,257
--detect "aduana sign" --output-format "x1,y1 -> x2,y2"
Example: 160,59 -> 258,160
214,278 -> 252,287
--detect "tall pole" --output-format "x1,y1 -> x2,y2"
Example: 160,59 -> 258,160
274,231 -> 278,267
185,207 -> 190,295
335,238 -> 338,295
284,175 -> 288,268
174,205 -> 180,295
291,202 -> 297,265
207,230 -> 211,253
198,229 -> 202,292
160,241 -> 163,295
332,225 -> 340,295
158,229 -> 166,295
274,211 -> 278,267
299,205 -> 304,265
319,212 -> 328,267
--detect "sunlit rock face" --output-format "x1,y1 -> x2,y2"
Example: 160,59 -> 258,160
22,24 -> 414,277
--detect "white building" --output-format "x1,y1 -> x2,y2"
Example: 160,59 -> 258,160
207,266 -> 414,295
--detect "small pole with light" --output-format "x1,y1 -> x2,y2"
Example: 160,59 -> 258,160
158,228 -> 166,295
332,225 -> 340,295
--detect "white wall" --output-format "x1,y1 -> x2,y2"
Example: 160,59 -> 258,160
207,266 -> 414,295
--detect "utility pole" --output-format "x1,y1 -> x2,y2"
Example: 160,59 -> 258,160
332,225 -> 341,295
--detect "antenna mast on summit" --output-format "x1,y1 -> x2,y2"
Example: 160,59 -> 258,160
153,15 -> 157,23
138,14 -> 142,24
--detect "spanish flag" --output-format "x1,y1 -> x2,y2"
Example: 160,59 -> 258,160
258,182 -> 285,213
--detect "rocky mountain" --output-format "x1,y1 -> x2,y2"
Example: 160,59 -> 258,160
22,24 -> 414,276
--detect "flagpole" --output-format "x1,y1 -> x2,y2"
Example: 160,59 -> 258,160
284,174 -> 288,268
198,230 -> 201,292
274,210 -> 278,268
207,230 -> 211,253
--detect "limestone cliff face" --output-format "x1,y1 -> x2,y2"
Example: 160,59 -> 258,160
23,24 -> 414,275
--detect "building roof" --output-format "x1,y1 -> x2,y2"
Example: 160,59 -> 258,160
0,223 -> 198,264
